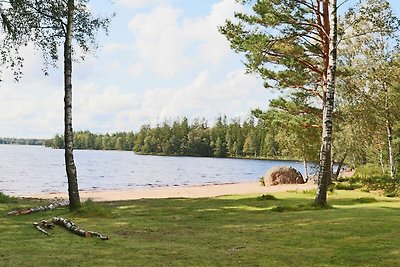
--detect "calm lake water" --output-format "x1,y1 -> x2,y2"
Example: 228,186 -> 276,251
0,144 -> 314,196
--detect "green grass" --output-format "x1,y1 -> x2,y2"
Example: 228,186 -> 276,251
0,190 -> 399,266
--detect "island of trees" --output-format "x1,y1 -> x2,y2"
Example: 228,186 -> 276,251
45,116 -> 283,159
0,138 -> 46,146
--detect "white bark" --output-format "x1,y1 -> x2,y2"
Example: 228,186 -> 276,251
384,85 -> 395,179
303,159 -> 309,182
52,217 -> 109,240
8,200 -> 69,216
64,0 -> 80,209
315,0 -> 337,206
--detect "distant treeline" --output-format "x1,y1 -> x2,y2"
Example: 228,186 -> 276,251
45,131 -> 135,151
46,116 -> 283,159
0,138 -> 46,146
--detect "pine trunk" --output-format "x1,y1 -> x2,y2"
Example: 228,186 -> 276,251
315,0 -> 337,206
64,0 -> 81,209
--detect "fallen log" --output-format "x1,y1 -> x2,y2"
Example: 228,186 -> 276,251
52,217 -> 109,240
8,200 -> 69,216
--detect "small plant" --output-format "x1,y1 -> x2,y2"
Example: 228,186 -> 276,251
333,182 -> 361,190
73,198 -> 112,218
328,185 -> 335,193
384,187 -> 400,198
0,192 -> 17,203
271,206 -> 285,212
259,194 -> 277,200
259,176 -> 265,186
271,203 -> 332,212
302,189 -> 317,195
355,197 -> 377,203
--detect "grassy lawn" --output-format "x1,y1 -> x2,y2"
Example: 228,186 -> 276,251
0,190 -> 399,267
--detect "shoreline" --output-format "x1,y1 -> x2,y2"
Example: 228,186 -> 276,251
21,182 -> 317,201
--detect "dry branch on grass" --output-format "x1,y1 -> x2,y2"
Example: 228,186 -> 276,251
33,220 -> 55,236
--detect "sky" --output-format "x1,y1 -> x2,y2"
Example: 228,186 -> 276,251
0,0 -> 399,139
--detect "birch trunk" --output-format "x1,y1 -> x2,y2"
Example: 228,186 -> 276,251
8,200 -> 69,215
315,0 -> 337,206
303,159 -> 309,182
64,0 -> 81,209
386,121 -> 395,178
52,217 -> 109,240
379,147 -> 386,174
334,150 -> 348,179
384,85 -> 395,179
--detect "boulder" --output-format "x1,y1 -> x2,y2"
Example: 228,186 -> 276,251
264,166 -> 304,186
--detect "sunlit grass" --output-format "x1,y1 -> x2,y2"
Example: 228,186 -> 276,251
0,190 -> 399,266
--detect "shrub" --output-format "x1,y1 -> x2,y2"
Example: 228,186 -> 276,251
259,194 -> 277,200
271,203 -> 332,212
355,197 -> 377,203
259,176 -> 265,186
73,199 -> 113,218
0,192 -> 17,203
333,182 -> 361,190
302,189 -> 317,195
384,186 -> 400,198
354,164 -> 384,177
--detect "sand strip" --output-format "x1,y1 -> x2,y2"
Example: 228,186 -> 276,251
22,182 -> 317,201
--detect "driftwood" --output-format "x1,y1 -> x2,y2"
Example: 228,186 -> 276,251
52,217 -> 109,240
8,200 -> 69,216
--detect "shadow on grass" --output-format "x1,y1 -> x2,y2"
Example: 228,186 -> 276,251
329,197 -> 398,207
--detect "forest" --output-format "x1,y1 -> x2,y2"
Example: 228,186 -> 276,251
45,116 -> 280,158
0,137 -> 45,146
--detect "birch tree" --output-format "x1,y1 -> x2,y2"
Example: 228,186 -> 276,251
11,0 -> 111,209
0,1 -> 32,82
338,0 -> 400,178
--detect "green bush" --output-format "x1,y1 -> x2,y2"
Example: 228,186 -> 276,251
348,165 -> 400,197
333,182 -> 361,190
259,176 -> 265,186
0,192 -> 17,203
355,197 -> 377,203
302,189 -> 317,195
384,186 -> 400,198
72,199 -> 113,218
259,194 -> 277,200
354,164 -> 384,177
271,203 -> 332,212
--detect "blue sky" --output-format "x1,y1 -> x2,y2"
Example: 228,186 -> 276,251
0,0 -> 399,138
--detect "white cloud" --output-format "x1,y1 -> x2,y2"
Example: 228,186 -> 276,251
0,0 -> 275,138
140,68 -> 269,123
116,0 -> 166,9
102,42 -> 131,54
64,66 -> 267,134
127,0 -> 243,77
128,5 -> 189,77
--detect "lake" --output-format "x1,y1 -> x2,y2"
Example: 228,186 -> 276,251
0,144 -> 314,196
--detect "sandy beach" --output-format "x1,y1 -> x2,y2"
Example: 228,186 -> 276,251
22,182 -> 317,201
